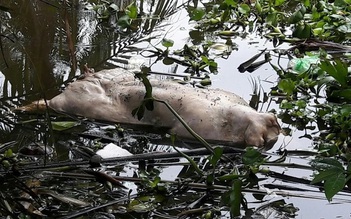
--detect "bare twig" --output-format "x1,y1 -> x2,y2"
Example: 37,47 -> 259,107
63,0 -> 77,73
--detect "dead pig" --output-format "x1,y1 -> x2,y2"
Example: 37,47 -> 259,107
17,68 -> 280,149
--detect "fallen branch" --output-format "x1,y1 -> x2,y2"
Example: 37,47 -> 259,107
43,171 -> 351,203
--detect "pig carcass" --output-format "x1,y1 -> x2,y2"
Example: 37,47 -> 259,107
19,68 -> 280,149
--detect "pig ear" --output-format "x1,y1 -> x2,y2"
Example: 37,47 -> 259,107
244,124 -> 265,147
267,113 -> 281,136
262,114 -> 281,149
268,113 -> 280,127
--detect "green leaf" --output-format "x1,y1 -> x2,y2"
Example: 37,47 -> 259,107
4,149 -> 13,158
145,99 -> 154,111
289,11 -> 303,24
292,23 -> 311,38
280,99 -> 294,109
275,0 -> 285,6
266,12 -> 278,26
340,105 -> 351,116
149,176 -> 161,188
296,99 -> 307,108
347,163 -> 351,174
218,30 -> 236,36
278,78 -> 296,95
225,0 -> 237,7
189,30 -> 204,43
162,57 -> 175,65
218,172 -> 240,181
313,27 -> 323,36
132,104 -> 145,120
126,3 -> 138,19
136,72 -> 153,100
51,121 -> 79,131
242,147 -> 265,166
201,56 -> 218,73
208,147 -> 223,167
311,157 -> 346,201
200,78 -> 212,86
161,38 -> 174,48
221,9 -> 230,22
320,59 -> 348,87
334,0 -> 348,6
229,179 -> 242,217
324,173 -> 346,201
117,15 -> 131,28
311,168 -> 342,184
255,1 -> 262,14
238,4 -> 250,15
190,8 -> 205,21
206,174 -> 214,185
330,89 -> 351,101
310,157 -> 344,171
304,0 -> 311,7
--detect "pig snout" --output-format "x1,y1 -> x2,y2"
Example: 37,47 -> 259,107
244,113 -> 280,149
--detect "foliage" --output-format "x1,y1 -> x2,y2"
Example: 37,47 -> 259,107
0,149 -> 17,171
266,52 -> 351,200
190,0 -> 351,42
51,121 -> 80,131
311,157 -> 351,201
178,0 -> 351,203
271,56 -> 351,149
2,0 -> 351,217
87,1 -> 138,29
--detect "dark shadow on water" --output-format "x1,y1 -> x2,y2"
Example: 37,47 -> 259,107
1,0 -> 350,218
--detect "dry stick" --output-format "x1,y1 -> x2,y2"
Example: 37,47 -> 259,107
63,0 -> 77,73
58,194 -> 138,219
5,147 -> 241,173
43,171 -> 351,203
262,162 -> 312,170
102,147 -> 238,164
5,147 -> 308,174
148,71 -> 205,80
0,141 -> 17,153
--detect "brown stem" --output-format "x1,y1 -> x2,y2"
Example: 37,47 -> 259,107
63,0 -> 77,73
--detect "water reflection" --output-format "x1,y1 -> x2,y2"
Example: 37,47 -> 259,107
1,0 -> 71,99
0,0 -> 178,100
0,0 -> 183,145
1,1 -> 350,218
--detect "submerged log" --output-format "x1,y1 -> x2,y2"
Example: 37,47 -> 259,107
289,39 -> 351,53
17,68 -> 281,149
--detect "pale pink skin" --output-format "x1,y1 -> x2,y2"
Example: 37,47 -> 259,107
22,68 -> 281,149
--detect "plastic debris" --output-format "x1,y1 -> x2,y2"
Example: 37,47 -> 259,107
96,143 -> 133,158
288,55 -> 320,73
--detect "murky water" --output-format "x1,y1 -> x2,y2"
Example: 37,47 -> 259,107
1,0 -> 350,218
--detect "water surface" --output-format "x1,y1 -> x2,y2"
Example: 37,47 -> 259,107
0,0 -> 350,218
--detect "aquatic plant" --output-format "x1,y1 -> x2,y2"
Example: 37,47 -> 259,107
2,0 -> 351,217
